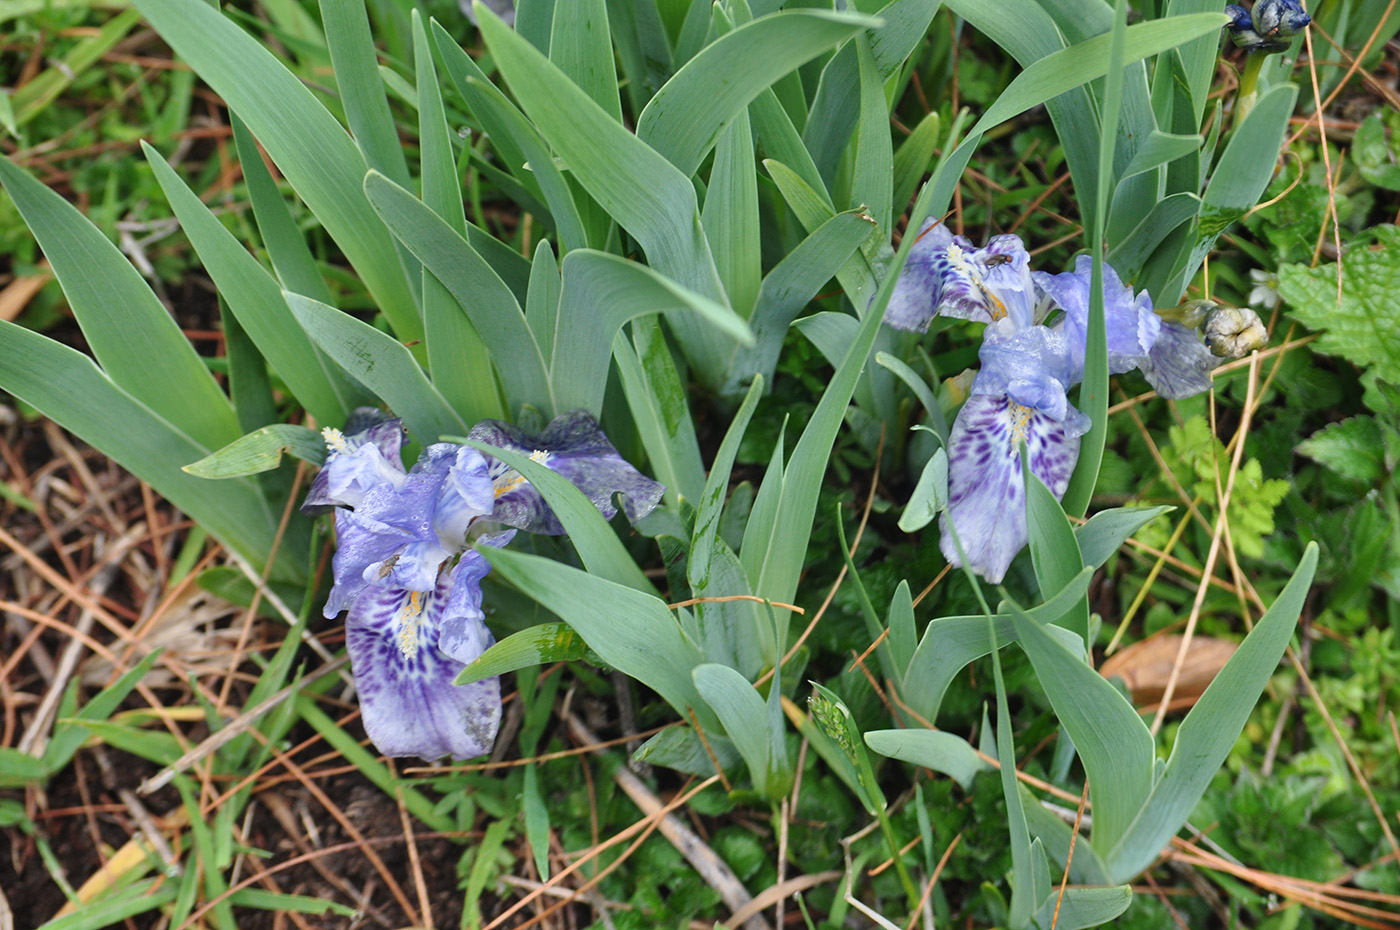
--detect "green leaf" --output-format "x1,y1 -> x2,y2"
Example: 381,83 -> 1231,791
1296,417 -> 1385,484
1031,885 -> 1133,930
464,440 -> 654,592
319,0 -> 411,188
414,11 -> 499,424
702,115 -> 761,322
183,425 -> 326,478
476,5 -> 741,384
548,0 -> 622,122
1106,543 -> 1319,881
1119,130 -> 1204,182
1023,467 -> 1089,643
635,9 -> 873,176
1280,225 -> 1400,410
227,889 -> 358,917
480,546 -> 712,727
457,623 -> 594,684
613,320 -> 706,505
887,580 -> 917,680
901,570 -> 1092,721
851,35 -> 894,234
898,447 -> 947,533
1161,83 -> 1297,304
35,880 -> 178,930
0,747 -> 49,788
553,251 -> 752,414
1008,595 -> 1153,859
0,155 -> 240,451
693,664 -> 790,799
690,376 -> 763,592
143,142 -> 355,425
285,293 -> 466,444
1074,505 -> 1174,569
892,110 -> 941,222
865,729 -> 989,791
0,325 -> 290,578
725,209 -> 874,392
364,170 -> 551,415
231,114 -> 337,307
130,0 -> 419,340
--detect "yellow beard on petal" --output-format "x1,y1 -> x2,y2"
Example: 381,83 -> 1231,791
397,590 -> 426,660
493,450 -> 552,498
1009,401 -> 1033,448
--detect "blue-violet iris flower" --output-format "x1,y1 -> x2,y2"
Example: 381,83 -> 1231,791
305,408 -> 663,761
885,221 -> 1221,582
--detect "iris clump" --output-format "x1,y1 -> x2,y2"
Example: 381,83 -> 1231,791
886,220 -> 1265,583
304,409 -> 663,761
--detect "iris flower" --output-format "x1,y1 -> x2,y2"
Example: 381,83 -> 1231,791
305,408 -> 663,760
885,223 -> 1248,582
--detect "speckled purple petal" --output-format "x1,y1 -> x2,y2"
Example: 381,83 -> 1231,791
1140,321 -> 1217,399
345,569 -> 501,762
1034,256 -> 1160,380
939,394 -> 1082,583
302,410 -> 406,514
469,411 -> 664,535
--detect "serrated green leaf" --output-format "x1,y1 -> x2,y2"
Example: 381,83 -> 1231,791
1280,226 -> 1400,410
1296,416 -> 1385,483
183,425 -> 326,478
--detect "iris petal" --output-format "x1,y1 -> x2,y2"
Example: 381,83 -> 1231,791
470,410 -> 664,535
940,394 -> 1082,583
302,409 -> 406,514
1140,321 -> 1217,399
344,560 -> 501,761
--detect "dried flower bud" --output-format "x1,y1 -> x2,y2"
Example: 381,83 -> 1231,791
1203,306 -> 1268,358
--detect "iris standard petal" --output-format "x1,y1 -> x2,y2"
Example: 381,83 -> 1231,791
302,410 -> 406,514
939,394 -> 1082,583
973,325 -> 1078,421
344,568 -> 501,761
469,411 -> 664,535
1033,256 -> 1160,378
1140,321 -> 1218,399
322,445 -> 495,616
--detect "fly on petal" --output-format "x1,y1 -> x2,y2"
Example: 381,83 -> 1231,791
884,219 -> 1037,332
940,394 -> 1082,583
469,410 -> 664,535
344,557 -> 501,761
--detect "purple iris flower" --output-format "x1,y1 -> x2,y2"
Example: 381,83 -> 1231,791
468,410 -> 665,535
883,232 -> 1228,582
304,409 -> 665,760
324,443 -> 496,617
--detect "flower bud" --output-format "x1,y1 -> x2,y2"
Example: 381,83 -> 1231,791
1203,306 -> 1268,358
1254,0 -> 1311,39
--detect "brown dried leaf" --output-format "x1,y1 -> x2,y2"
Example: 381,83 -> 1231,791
1100,634 -> 1237,710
